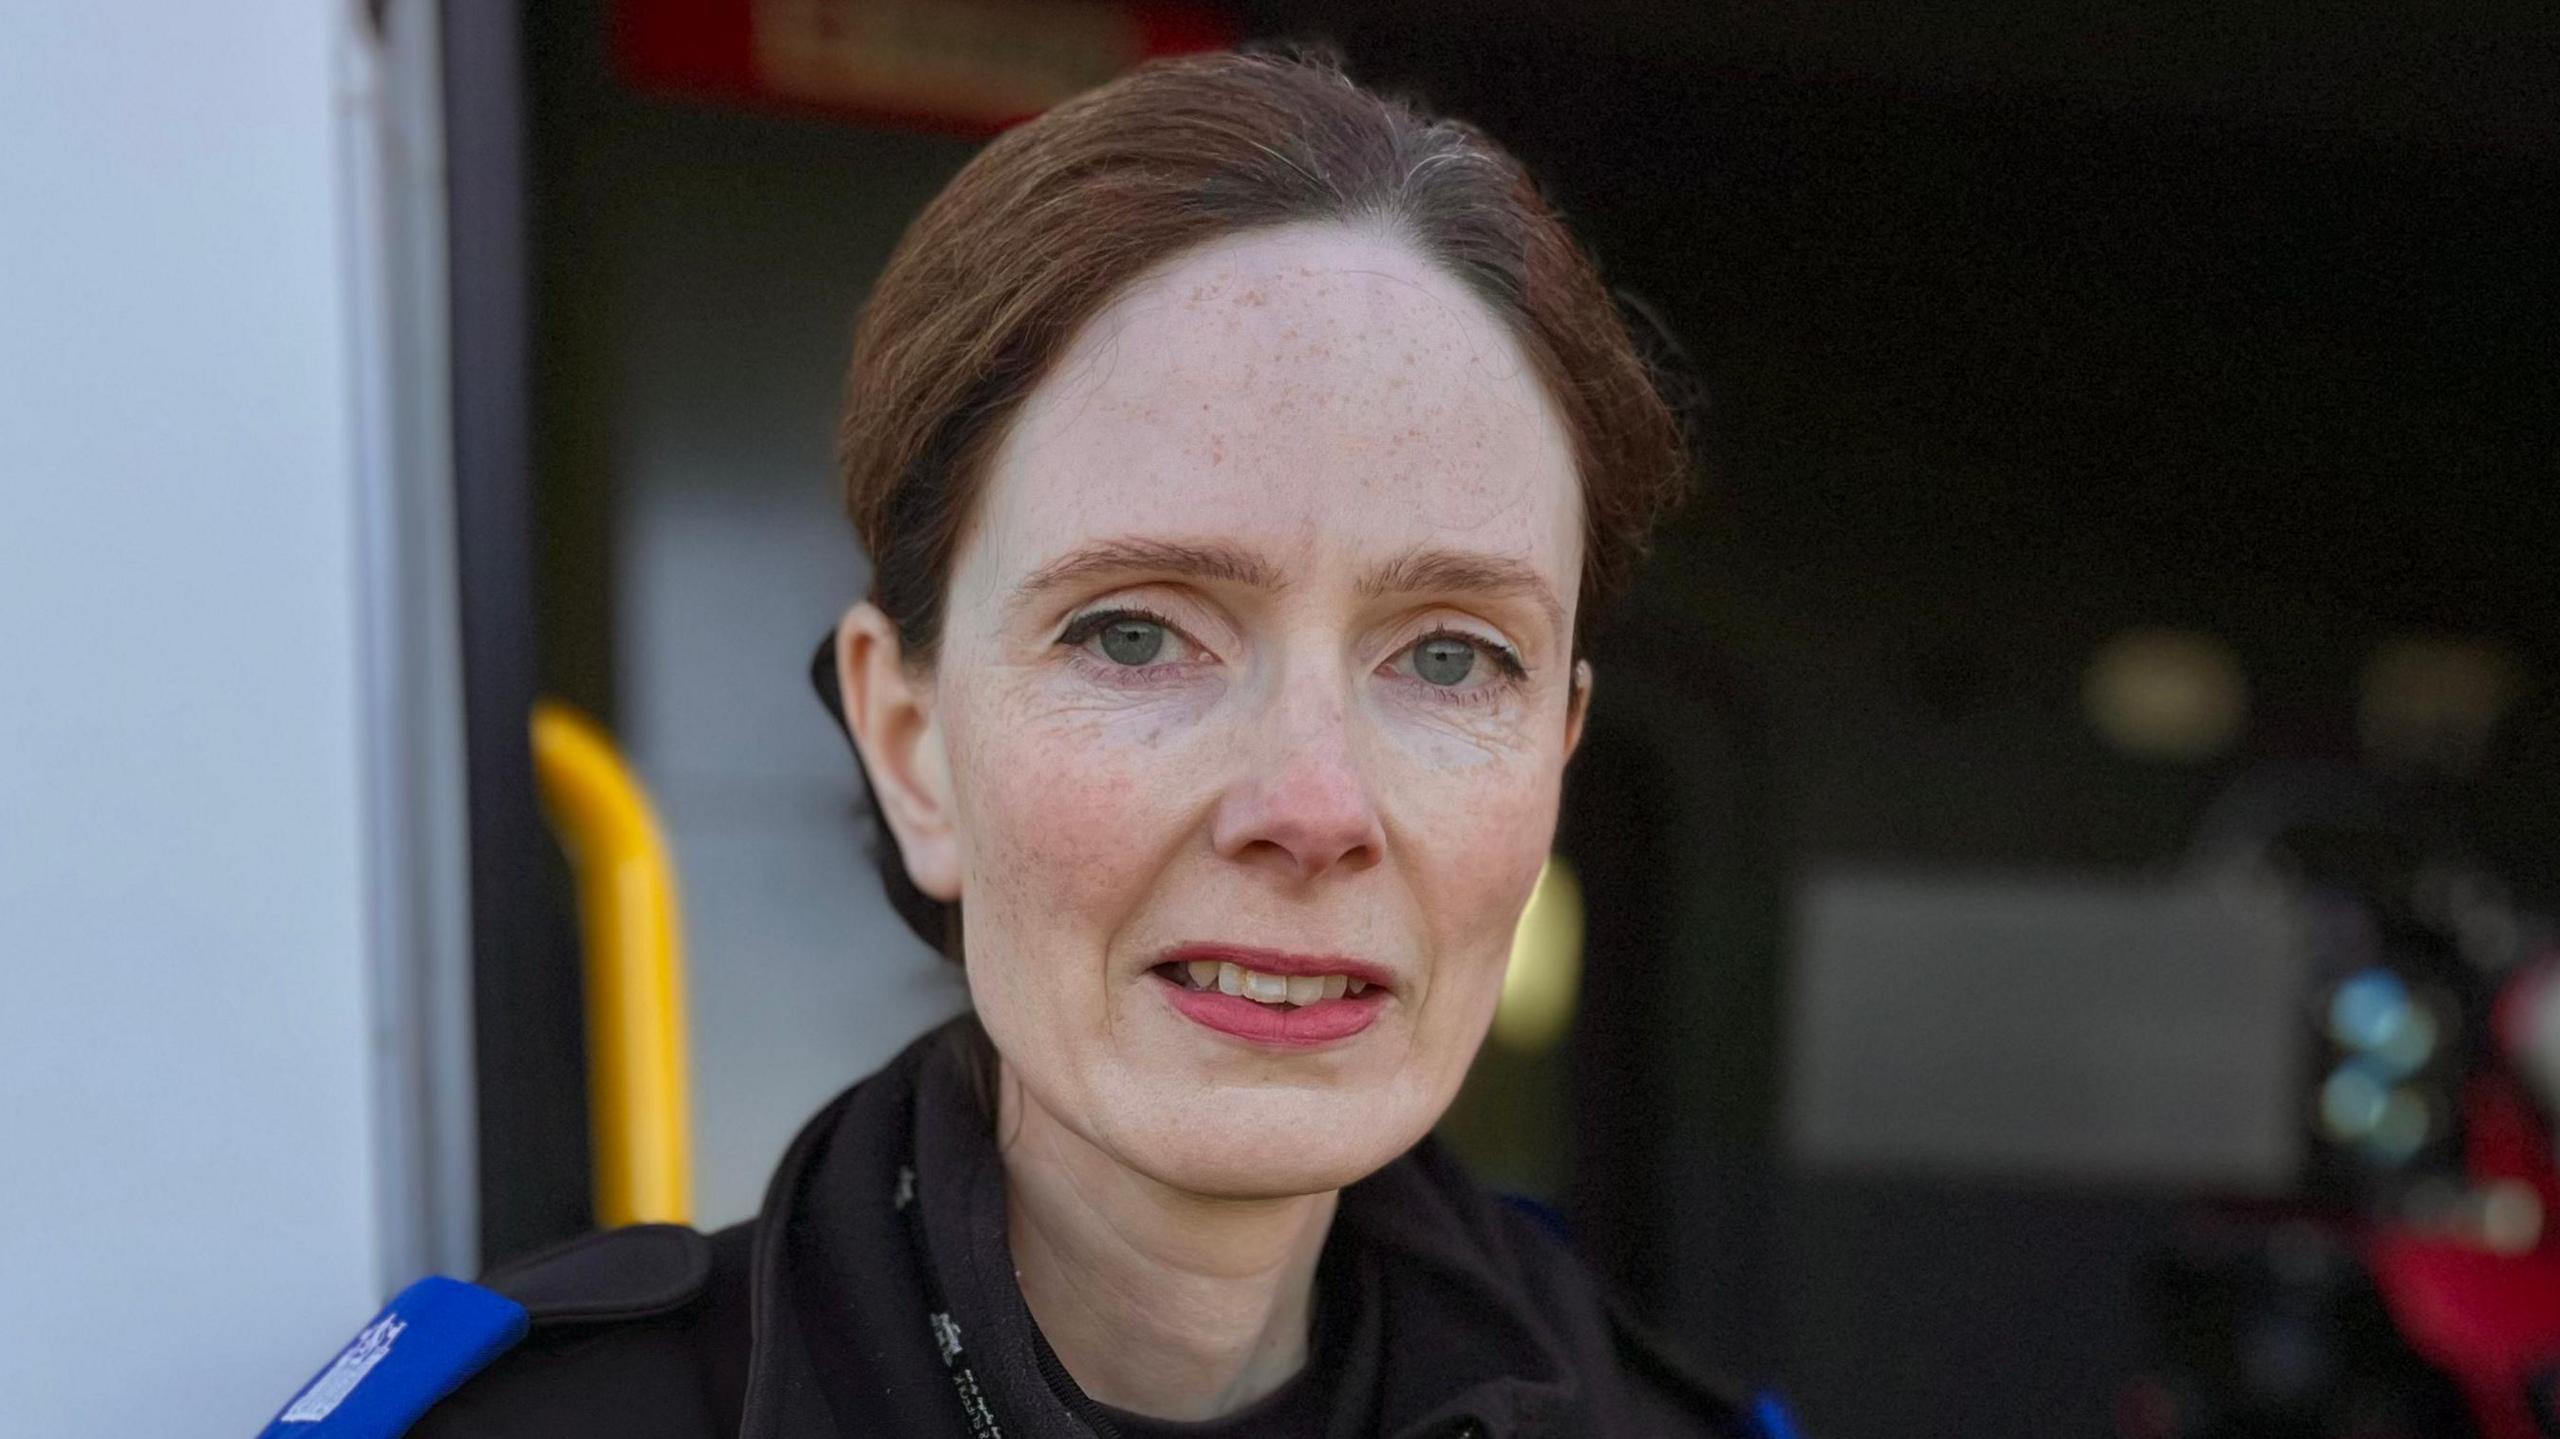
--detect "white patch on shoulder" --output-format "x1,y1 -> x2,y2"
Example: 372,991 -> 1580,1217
279,1312 -> 407,1423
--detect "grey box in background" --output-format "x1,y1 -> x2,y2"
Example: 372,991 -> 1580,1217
1786,870 -> 2309,1189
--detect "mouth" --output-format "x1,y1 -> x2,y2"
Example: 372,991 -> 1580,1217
1150,945 -> 1392,1049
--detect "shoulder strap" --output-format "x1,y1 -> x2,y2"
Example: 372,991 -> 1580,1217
482,1222 -> 713,1326
256,1225 -> 716,1438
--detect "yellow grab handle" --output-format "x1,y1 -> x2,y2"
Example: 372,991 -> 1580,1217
530,699 -> 694,1228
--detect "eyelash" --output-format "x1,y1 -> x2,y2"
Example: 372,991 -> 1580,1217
1055,606 -> 1530,707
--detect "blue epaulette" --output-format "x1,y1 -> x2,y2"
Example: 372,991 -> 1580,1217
258,1225 -> 714,1437
256,1277 -> 527,1437
1751,1390 -> 1805,1439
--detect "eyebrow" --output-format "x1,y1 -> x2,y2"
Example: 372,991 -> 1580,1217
1005,538 -> 1285,624
1005,536 -> 1567,641
1353,546 -> 1568,642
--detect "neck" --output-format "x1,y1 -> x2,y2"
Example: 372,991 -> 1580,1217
996,1064 -> 1336,1421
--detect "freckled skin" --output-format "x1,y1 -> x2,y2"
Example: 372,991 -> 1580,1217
928,222 -> 1586,1199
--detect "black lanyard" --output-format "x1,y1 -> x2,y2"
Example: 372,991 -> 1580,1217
893,1159 -> 1010,1438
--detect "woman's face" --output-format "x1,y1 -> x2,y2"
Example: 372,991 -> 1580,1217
862,222 -> 1587,1198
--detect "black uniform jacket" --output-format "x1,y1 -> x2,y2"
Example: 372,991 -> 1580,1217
417,1022 -> 1756,1438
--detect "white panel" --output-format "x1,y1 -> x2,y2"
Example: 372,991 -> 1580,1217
0,4 -> 396,1431
1786,870 -> 2309,1187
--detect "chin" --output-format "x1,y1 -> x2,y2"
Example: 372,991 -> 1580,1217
1102,1086 -> 1441,1199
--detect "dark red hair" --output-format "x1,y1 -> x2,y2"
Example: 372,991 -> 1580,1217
842,46 -> 1688,666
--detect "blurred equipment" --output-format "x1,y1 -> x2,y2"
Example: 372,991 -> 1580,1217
2126,773 -> 2560,1439
532,700 -> 696,1227
2129,1209 -> 2472,1439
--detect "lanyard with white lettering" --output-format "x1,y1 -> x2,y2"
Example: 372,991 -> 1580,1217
894,1159 -> 1008,1438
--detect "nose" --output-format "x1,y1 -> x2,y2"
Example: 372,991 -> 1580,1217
1209,674 -> 1386,883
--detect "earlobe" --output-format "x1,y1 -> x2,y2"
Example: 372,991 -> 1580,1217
834,603 -> 964,903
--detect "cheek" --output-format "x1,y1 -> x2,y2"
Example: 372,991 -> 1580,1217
945,697 -> 1191,956
1407,757 -> 1563,985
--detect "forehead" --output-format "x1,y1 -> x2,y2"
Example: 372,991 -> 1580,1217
961,223 -> 1580,604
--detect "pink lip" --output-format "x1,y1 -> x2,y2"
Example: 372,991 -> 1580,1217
1152,943 -> 1393,1050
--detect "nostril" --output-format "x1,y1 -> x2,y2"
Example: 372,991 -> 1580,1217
1211,766 -> 1384,879
1249,822 -> 1379,881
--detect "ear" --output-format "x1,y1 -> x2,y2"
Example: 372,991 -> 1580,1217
834,602 -> 962,902
1563,658 -> 1594,761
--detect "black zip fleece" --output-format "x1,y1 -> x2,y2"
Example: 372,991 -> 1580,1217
415,1020 -> 1756,1438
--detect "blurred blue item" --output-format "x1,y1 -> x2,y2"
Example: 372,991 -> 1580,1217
2328,967 -> 2413,1052
1752,1390 -> 1804,1439
2318,1058 -> 2393,1141
1496,1190 -> 1574,1246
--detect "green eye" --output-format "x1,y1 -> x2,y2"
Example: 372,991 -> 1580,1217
1098,618 -> 1167,666
1413,635 -> 1478,687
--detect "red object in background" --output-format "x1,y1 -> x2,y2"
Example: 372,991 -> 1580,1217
616,0 -> 1234,135
2364,1073 -> 2560,1439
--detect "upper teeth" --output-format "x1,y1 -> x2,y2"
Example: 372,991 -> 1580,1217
1185,959 -> 1367,1005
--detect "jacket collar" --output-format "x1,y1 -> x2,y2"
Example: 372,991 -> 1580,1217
738,1021 -> 1587,1438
